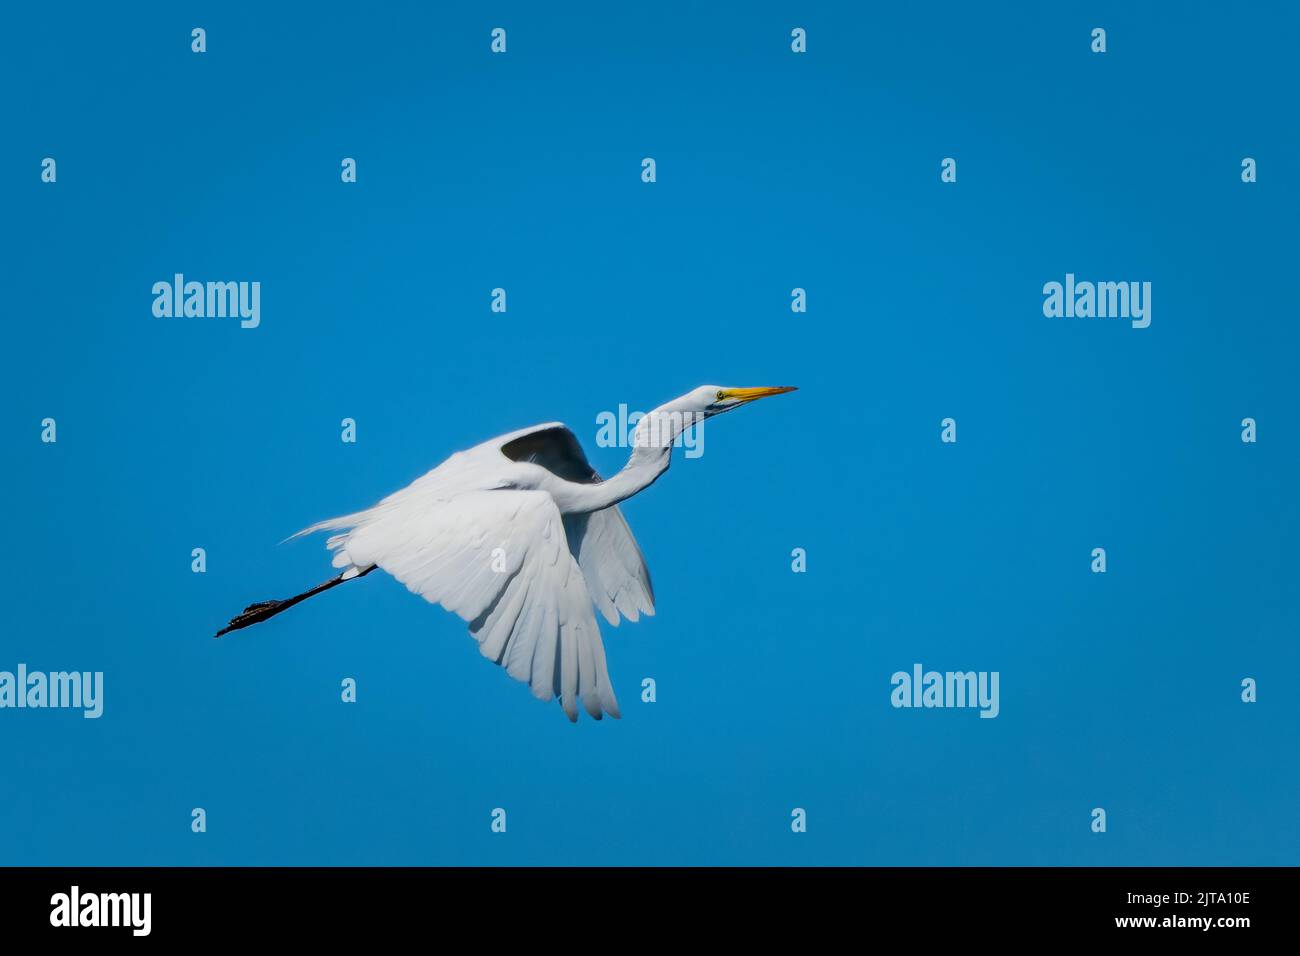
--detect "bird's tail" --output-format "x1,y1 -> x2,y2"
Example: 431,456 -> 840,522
214,565 -> 375,638
282,509 -> 373,544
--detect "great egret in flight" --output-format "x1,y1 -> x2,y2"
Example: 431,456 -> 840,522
216,385 -> 796,720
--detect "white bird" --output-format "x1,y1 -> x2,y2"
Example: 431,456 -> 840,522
216,384 -> 796,720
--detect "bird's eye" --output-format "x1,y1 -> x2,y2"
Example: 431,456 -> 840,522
715,390 -> 725,401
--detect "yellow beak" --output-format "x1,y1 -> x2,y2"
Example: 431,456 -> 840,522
721,385 -> 799,404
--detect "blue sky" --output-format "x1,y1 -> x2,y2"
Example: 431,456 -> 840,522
2,1 -> 1297,865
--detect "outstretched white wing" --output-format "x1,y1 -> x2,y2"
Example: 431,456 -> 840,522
332,487 -> 619,721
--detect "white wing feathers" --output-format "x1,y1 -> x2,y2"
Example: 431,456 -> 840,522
321,488 -> 621,721
564,508 -> 655,626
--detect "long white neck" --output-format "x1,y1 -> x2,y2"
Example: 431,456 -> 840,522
562,402 -> 703,514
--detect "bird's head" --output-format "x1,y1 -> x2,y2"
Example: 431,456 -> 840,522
689,384 -> 799,419
632,385 -> 798,452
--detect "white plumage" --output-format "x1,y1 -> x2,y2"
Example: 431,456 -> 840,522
219,386 -> 795,721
